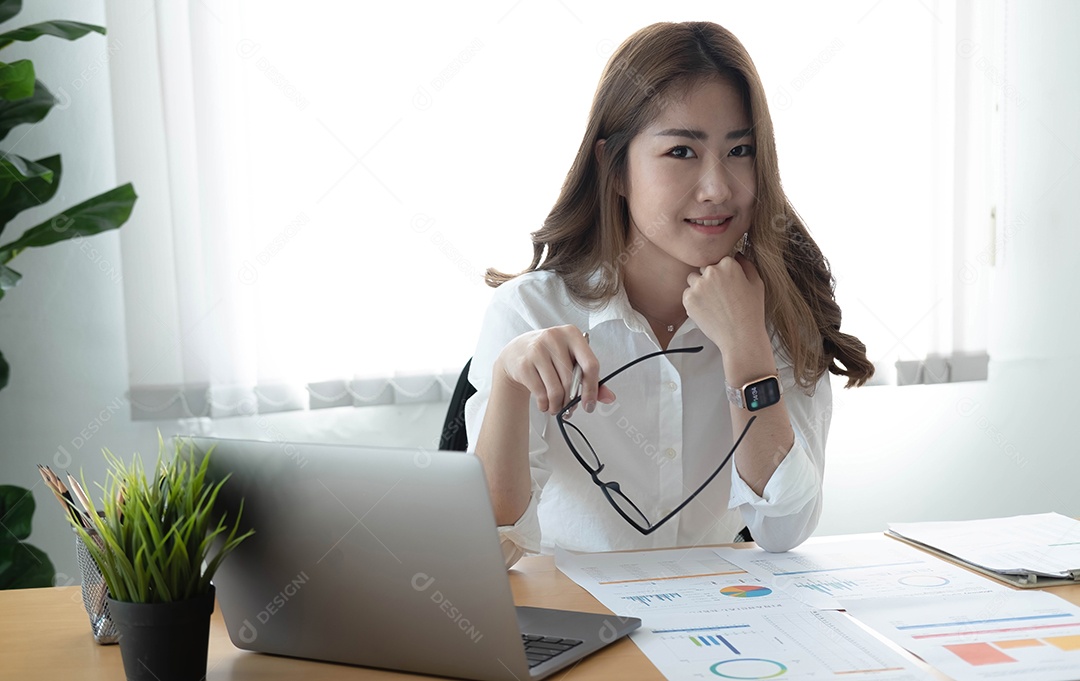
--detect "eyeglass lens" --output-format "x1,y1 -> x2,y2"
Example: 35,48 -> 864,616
563,419 -> 653,528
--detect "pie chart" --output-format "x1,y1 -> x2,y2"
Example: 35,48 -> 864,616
898,575 -> 951,587
711,658 -> 787,678
720,585 -> 773,598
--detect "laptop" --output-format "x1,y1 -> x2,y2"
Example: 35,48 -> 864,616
188,436 -> 641,680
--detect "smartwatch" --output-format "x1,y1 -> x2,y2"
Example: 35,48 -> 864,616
726,374 -> 782,412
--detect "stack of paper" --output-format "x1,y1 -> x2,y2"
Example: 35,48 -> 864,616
556,544 -> 939,680
557,530 -> 1080,681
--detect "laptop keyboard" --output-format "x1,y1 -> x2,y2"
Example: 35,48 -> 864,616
522,634 -> 583,668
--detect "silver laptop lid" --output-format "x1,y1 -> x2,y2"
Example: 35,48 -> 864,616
191,437 -> 534,680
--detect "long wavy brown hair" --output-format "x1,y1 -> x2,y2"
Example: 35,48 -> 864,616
486,21 -> 873,389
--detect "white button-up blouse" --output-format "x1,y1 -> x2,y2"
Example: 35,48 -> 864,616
464,270 -> 830,566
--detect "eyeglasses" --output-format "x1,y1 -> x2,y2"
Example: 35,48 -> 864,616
556,345 -> 756,535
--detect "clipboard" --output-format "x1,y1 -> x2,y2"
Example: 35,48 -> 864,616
885,531 -> 1080,588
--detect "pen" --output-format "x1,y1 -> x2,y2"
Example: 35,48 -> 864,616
568,332 -> 589,404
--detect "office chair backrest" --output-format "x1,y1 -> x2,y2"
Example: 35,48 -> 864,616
440,358 -> 476,451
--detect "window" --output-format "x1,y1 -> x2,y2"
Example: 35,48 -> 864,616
113,0 -> 993,418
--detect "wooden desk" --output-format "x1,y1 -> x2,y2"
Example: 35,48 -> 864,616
4,548 -> 1080,680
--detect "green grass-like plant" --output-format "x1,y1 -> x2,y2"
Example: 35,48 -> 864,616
70,436 -> 253,604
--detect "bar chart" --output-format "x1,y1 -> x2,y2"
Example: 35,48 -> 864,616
845,590 -> 1080,681
637,610 -> 931,680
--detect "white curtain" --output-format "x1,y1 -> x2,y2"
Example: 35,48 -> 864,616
112,1 -> 497,418
107,1 -> 990,419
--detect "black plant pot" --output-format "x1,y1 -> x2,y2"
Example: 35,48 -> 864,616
108,586 -> 216,681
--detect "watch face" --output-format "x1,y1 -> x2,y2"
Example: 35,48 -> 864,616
745,377 -> 781,411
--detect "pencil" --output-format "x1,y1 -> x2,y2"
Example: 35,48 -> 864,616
51,467 -> 85,527
38,465 -> 84,527
67,474 -> 94,520
37,465 -> 67,510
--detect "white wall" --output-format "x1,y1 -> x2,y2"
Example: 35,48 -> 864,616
816,0 -> 1080,535
1,1 -> 1076,585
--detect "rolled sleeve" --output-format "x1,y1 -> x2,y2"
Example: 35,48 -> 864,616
727,369 -> 831,552
497,486 -> 542,567
727,423 -> 819,516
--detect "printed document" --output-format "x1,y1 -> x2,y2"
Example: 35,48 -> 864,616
714,534 -> 1009,609
556,547 -> 935,680
844,589 -> 1080,681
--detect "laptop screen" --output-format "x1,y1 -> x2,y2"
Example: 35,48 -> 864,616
191,437 -> 535,679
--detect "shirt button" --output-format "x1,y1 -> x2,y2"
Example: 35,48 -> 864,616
664,448 -> 677,460
667,381 -> 678,391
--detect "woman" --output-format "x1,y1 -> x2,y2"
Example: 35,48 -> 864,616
465,21 -> 873,566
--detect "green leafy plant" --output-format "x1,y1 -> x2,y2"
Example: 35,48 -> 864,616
0,0 -> 138,393
71,437 -> 254,604
0,484 -> 55,588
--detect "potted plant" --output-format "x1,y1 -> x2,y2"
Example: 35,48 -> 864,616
70,436 -> 253,681
0,0 -> 138,394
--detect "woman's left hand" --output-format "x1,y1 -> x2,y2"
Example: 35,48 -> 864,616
683,253 -> 768,354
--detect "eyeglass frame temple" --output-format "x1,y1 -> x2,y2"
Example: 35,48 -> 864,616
632,414 -> 756,534
559,418 -> 654,525
557,345 -> 704,417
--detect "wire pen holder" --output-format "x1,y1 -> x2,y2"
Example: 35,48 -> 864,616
74,527 -> 119,644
